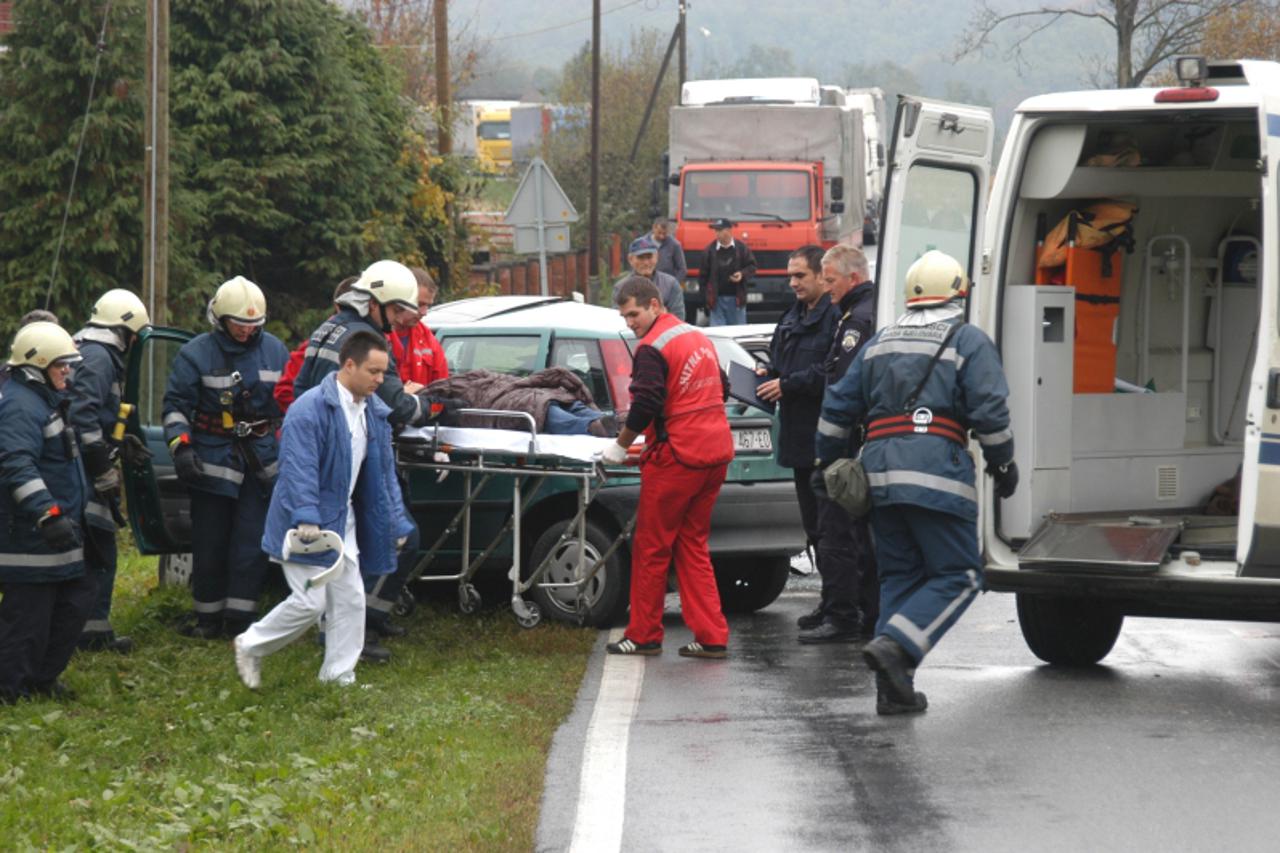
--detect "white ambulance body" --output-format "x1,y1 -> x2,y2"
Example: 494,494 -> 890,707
875,59 -> 1280,665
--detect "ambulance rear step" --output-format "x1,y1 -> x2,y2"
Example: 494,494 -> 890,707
1018,512 -> 1185,572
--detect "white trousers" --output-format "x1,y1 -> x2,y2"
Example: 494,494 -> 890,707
239,554 -> 365,684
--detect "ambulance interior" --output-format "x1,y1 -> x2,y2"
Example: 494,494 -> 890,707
998,112 -> 1262,569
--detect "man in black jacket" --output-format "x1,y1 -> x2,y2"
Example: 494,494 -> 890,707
803,244 -> 879,643
699,219 -> 757,326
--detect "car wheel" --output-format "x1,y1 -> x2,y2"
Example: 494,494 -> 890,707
158,553 -> 193,588
1016,594 -> 1123,666
529,519 -> 628,627
714,556 -> 790,614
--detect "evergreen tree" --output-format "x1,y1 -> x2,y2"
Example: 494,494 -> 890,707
0,0 -> 144,336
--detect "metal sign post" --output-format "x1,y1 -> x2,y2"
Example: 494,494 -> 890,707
504,158 -> 579,296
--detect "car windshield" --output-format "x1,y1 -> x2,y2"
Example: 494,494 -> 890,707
478,120 -> 510,140
682,169 -> 811,222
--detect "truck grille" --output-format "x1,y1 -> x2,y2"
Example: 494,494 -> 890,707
686,248 -> 793,275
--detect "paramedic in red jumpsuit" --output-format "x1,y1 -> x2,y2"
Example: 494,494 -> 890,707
601,277 -> 734,659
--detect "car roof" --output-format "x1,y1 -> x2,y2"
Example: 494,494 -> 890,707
702,323 -> 775,339
429,295 -> 628,333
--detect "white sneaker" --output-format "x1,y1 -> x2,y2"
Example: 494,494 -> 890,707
233,634 -> 261,689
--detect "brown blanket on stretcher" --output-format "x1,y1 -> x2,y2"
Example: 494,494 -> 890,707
426,367 -> 596,431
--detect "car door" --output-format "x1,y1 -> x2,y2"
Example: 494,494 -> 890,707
121,326 -> 193,554
875,97 -> 994,326
1238,64 -> 1280,577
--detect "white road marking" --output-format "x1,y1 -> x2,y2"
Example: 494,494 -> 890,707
568,627 -> 645,853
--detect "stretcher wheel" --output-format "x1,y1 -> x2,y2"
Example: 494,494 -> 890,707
515,601 -> 542,629
458,583 -> 481,614
393,587 -> 417,618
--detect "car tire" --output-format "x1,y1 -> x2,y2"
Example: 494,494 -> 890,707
714,556 -> 790,614
529,519 -> 628,628
158,553 -> 193,588
1016,594 -> 1123,666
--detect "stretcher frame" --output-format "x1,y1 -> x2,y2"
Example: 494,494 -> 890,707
396,409 -> 637,628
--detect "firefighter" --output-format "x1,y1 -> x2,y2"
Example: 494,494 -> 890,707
294,259 -> 458,661
69,289 -> 151,653
0,322 -> 93,702
815,251 -> 1018,715
163,277 -> 290,639
602,276 -> 733,659
386,267 -> 449,388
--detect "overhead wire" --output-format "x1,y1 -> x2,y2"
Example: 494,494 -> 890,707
45,1 -> 114,310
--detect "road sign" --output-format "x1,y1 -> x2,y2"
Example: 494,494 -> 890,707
504,158 -> 579,295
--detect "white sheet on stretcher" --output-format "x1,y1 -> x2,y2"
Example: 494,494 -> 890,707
400,425 -> 641,464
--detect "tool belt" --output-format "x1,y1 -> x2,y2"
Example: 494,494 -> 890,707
192,411 -> 281,438
865,409 -> 967,445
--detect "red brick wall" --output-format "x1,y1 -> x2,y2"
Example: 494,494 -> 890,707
0,3 -> 12,35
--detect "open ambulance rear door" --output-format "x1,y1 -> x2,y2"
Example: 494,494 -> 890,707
1239,61 -> 1280,578
874,97 -> 994,324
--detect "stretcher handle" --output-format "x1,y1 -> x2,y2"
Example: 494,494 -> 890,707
457,408 -> 539,454
282,528 -> 345,590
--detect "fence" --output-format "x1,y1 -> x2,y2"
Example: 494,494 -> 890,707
470,234 -> 627,300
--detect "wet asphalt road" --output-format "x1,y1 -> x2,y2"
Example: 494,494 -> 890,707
538,572 -> 1280,852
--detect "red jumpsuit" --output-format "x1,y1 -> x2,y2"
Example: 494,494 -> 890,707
624,312 -> 735,647
388,322 -> 449,386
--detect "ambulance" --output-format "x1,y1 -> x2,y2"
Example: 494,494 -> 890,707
875,58 -> 1280,665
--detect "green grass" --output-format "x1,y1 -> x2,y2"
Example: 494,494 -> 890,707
0,547 -> 595,850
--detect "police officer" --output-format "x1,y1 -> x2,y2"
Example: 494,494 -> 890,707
816,251 -> 1018,715
163,277 -> 289,639
799,244 -> 880,644
69,289 -> 151,653
755,246 -> 840,639
0,322 -> 93,702
294,259 -> 457,662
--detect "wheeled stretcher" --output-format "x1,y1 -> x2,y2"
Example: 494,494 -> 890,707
396,410 -> 639,628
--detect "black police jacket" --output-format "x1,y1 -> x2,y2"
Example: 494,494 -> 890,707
823,281 -> 877,453
766,293 -> 836,468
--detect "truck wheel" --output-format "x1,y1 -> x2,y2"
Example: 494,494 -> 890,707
158,553 -> 193,588
529,519 -> 628,628
1016,594 -> 1123,666
714,557 -> 790,614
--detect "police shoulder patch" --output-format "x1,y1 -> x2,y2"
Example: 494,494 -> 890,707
841,329 -> 861,351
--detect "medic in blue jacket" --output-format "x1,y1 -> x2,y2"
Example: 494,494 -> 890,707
815,250 -> 1018,715
163,276 -> 289,639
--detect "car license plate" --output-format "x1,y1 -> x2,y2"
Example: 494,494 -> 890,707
746,292 -> 763,303
733,427 -> 772,453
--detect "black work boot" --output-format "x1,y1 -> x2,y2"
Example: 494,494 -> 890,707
798,620 -> 862,645
78,632 -> 135,654
796,606 -> 825,631
361,632 -> 392,664
863,634 -> 918,705
875,672 -> 927,716
179,616 -> 223,641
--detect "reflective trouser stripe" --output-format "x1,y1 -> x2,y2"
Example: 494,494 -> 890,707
13,478 -> 47,502
866,470 -> 977,502
225,597 -> 258,614
886,569 -> 980,657
0,548 -> 84,567
817,417 -> 851,439
366,576 -> 395,612
203,463 -> 245,485
82,619 -> 113,633
193,598 -> 225,614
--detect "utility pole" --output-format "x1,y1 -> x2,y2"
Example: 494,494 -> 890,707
588,0 -> 601,297
678,0 -> 687,88
143,0 -> 169,325
434,0 -> 450,154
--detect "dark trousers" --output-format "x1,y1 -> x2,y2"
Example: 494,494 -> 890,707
189,485 -> 271,630
363,519 -> 420,632
792,467 -> 820,554
815,494 -> 880,631
0,575 -> 96,699
870,504 -> 982,663
81,525 -> 118,638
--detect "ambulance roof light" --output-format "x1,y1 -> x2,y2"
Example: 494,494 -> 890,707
1156,56 -> 1217,103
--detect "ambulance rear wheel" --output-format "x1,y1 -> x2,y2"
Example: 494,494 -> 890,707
714,557 -> 790,613
1016,594 -> 1123,666
529,520 -> 628,628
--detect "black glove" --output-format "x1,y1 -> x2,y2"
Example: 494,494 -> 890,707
38,513 -> 80,551
809,466 -> 829,500
987,460 -> 1019,500
420,394 -> 465,426
120,433 -> 153,469
173,444 -> 205,483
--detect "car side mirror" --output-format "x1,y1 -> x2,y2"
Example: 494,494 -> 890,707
668,172 -> 681,187
830,202 -> 845,214
830,176 -> 844,201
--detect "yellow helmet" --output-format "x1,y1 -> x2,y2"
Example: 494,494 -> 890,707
904,250 -> 969,308
7,321 -> 82,368
90,288 -> 151,334
210,275 -> 267,326
353,260 -> 418,310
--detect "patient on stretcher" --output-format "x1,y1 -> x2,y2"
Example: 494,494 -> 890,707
427,367 -> 617,436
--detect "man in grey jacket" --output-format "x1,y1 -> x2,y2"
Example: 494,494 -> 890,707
651,218 -> 687,283
618,234 -> 686,320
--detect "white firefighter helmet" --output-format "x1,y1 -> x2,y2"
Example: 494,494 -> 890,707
353,260 -> 418,310
90,288 -> 151,334
7,321 -> 82,369
904,250 -> 969,308
210,275 -> 267,326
